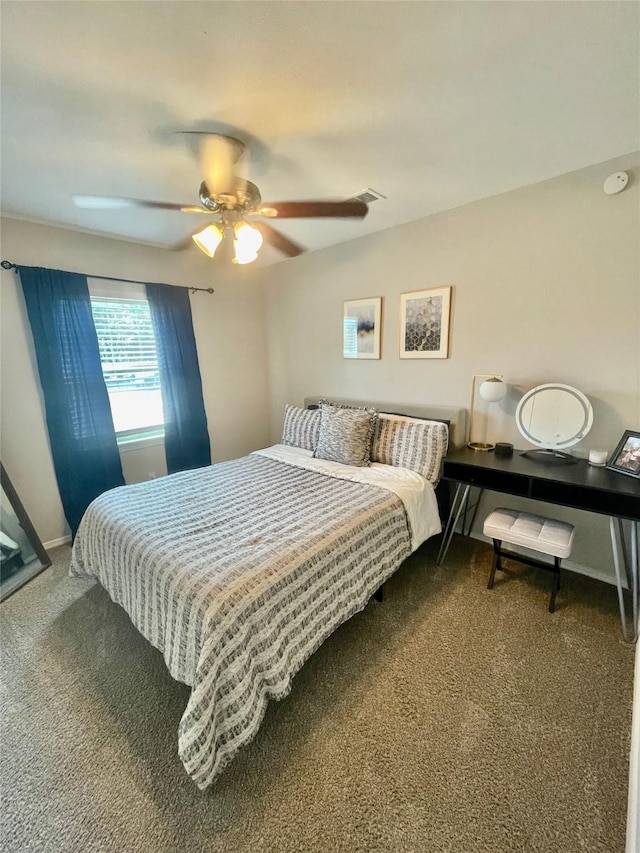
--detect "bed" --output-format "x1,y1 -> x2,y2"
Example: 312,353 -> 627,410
69,399 -> 465,789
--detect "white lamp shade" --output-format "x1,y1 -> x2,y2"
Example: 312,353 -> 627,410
233,222 -> 263,264
479,377 -> 507,403
192,224 -> 224,258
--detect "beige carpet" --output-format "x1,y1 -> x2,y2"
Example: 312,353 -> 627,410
0,536 -> 634,853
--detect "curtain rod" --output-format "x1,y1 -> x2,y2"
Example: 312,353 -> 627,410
1,260 -> 214,294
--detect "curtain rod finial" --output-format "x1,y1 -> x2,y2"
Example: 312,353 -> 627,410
1,260 -> 16,270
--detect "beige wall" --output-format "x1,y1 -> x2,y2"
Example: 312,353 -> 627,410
0,217 -> 271,545
260,153 -> 640,582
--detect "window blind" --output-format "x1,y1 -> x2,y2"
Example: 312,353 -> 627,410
90,299 -> 160,392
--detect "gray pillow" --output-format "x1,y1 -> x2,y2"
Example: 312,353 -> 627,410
314,402 -> 378,467
371,414 -> 449,484
281,404 -> 321,451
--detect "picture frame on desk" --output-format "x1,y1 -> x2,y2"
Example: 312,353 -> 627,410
606,430 -> 640,480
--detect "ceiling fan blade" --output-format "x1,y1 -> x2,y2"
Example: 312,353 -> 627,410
252,222 -> 305,257
73,195 -> 208,213
73,195 -> 135,210
257,199 -> 368,219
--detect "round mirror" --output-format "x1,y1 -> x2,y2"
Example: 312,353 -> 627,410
515,383 -> 593,464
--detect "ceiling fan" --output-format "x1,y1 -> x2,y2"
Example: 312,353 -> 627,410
74,134 -> 369,264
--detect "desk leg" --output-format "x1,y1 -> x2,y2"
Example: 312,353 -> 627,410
617,517 -> 633,594
437,484 -> 470,566
632,521 -> 638,639
462,487 -> 484,537
610,517 -> 638,643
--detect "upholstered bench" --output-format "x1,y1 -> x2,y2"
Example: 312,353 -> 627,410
483,508 -> 575,613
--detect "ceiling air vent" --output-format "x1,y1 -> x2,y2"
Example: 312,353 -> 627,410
352,188 -> 386,204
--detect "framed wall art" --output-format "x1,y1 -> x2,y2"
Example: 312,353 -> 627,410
343,297 -> 382,359
399,286 -> 451,359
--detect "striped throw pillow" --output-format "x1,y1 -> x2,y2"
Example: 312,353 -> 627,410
313,402 -> 378,467
281,404 -> 321,451
371,414 -> 449,484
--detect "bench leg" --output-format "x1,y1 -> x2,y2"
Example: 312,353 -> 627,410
488,539 -> 502,589
549,557 -> 561,613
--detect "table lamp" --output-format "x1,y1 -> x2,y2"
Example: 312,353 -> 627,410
468,374 -> 507,451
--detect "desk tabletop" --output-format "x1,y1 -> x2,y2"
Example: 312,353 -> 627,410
444,446 -> 640,519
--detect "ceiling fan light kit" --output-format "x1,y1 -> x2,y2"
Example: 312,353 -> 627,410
192,220 -> 264,264
73,134 -> 369,264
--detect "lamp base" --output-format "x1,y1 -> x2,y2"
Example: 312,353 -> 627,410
520,449 -> 578,466
468,441 -> 495,452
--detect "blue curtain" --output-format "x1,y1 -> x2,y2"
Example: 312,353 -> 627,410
145,282 -> 211,473
19,266 -> 124,536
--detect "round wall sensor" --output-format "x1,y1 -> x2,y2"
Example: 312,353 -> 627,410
603,172 -> 629,195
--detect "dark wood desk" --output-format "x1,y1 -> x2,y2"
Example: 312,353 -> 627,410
437,447 -> 640,639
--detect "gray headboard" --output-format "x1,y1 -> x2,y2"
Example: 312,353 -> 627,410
303,396 -> 467,449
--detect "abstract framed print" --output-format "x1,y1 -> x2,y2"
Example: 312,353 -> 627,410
399,286 -> 451,359
343,297 -> 382,359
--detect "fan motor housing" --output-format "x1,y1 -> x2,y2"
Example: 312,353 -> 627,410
199,179 -> 262,213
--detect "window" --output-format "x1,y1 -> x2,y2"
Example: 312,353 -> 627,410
90,297 -> 164,437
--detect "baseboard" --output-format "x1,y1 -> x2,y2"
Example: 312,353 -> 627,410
468,531 -> 625,589
627,644 -> 640,853
43,535 -> 72,550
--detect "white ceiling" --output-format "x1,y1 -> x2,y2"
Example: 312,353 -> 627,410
1,1 -> 638,267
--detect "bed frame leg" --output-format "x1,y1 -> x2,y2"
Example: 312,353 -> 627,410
374,584 -> 384,603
